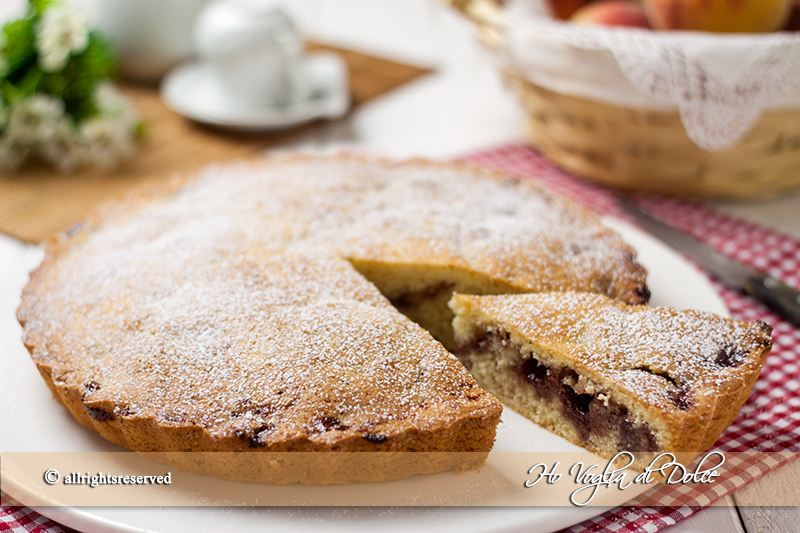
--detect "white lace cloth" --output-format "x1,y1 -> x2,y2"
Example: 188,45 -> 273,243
500,0 -> 800,151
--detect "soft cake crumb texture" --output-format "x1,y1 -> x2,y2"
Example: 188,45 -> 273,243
451,292 -> 772,414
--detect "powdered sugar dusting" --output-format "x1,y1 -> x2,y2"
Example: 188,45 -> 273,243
20,155 -> 647,445
455,292 -> 771,412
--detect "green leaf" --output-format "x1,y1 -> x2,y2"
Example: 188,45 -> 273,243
38,32 -> 117,121
1,79 -> 23,103
29,0 -> 59,17
16,62 -> 42,95
1,18 -> 36,81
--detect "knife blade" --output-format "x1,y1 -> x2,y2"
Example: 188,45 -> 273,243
617,195 -> 800,328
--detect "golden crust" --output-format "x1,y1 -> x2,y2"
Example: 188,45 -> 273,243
449,292 -> 772,464
18,154 -> 651,483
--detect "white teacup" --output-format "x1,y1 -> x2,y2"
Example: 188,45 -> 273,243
194,0 -> 310,108
95,0 -> 212,82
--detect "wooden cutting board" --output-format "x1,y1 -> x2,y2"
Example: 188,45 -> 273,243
0,43 -> 432,244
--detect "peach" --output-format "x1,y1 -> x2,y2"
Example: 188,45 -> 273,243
570,1 -> 652,28
643,0 -> 793,33
546,0 -> 590,20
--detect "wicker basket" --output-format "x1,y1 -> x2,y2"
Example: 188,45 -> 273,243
448,0 -> 800,199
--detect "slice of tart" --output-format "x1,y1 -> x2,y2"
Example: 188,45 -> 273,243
449,292 -> 772,463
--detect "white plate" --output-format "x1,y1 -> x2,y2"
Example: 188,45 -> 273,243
0,218 -> 727,533
160,52 -> 350,132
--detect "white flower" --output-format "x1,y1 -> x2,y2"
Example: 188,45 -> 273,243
80,114 -> 137,171
4,94 -> 65,145
36,2 -> 90,72
93,81 -> 140,128
0,86 -> 141,172
77,83 -> 141,170
38,117 -> 85,173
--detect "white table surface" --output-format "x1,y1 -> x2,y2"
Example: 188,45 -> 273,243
2,1 -> 799,532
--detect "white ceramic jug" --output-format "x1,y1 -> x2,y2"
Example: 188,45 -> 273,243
96,0 -> 212,82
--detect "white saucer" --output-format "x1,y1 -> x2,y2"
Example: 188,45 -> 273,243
160,52 -> 350,132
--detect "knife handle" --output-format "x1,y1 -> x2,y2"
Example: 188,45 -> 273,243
744,274 -> 800,329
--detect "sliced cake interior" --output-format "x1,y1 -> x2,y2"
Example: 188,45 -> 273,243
449,292 -> 772,464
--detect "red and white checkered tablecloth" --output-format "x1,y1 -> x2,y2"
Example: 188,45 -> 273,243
2,143 -> 799,532
0,493 -> 76,533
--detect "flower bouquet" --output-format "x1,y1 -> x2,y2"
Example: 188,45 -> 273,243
0,0 -> 142,173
